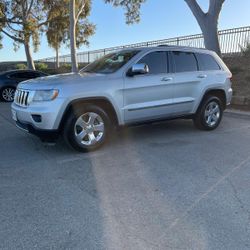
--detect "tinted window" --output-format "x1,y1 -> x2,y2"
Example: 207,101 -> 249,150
138,51 -> 168,74
196,53 -> 221,71
8,73 -> 28,79
39,72 -> 47,77
172,51 -> 198,73
25,72 -> 41,79
8,71 -> 42,79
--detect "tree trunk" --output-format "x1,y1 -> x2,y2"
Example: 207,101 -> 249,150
200,18 -> 221,56
184,0 -> 224,57
24,42 -> 35,70
69,0 -> 78,73
55,47 -> 60,69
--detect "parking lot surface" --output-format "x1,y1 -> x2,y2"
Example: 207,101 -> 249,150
0,102 -> 250,250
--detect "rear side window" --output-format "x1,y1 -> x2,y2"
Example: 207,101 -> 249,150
8,73 -> 28,79
8,72 -> 41,79
172,51 -> 198,73
196,53 -> 221,71
138,51 -> 168,74
24,72 -> 41,79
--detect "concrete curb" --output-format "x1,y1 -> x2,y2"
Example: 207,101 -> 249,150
225,109 -> 250,118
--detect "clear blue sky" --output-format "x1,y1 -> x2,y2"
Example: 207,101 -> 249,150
1,0 -> 250,61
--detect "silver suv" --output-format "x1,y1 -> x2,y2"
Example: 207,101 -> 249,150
11,46 -> 233,152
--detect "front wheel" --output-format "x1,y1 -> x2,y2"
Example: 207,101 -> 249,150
63,104 -> 111,152
193,96 -> 223,131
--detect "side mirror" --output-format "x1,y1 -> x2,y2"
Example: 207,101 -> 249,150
127,63 -> 149,76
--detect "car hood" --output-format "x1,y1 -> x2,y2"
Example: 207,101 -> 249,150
18,72 -> 107,90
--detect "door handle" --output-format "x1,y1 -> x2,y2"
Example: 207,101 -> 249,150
161,77 -> 173,82
197,74 -> 207,79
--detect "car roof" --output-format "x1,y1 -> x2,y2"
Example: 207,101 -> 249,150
121,45 -> 213,54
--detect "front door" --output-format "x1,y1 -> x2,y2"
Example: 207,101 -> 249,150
123,51 -> 175,123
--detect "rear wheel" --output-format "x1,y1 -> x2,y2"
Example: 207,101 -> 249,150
1,87 -> 16,102
193,96 -> 223,130
63,104 -> 111,152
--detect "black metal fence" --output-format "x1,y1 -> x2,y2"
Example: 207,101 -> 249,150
39,26 -> 250,65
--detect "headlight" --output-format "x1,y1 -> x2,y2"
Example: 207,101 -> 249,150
33,89 -> 59,102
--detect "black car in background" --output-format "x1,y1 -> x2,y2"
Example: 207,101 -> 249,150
0,70 -> 48,102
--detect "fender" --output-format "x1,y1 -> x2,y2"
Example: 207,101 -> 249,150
58,96 -> 122,130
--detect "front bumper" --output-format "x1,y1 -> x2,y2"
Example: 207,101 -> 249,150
15,120 -> 59,141
11,98 -> 66,130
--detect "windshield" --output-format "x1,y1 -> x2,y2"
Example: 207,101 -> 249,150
80,50 -> 140,74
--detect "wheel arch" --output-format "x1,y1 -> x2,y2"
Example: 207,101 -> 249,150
196,88 -> 227,113
59,97 -> 120,131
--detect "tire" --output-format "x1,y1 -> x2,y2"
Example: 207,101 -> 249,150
63,104 -> 112,152
1,87 -> 16,102
193,96 -> 223,131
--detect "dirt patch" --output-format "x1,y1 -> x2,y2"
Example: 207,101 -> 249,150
224,55 -> 250,109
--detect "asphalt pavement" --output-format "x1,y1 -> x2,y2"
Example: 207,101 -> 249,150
0,102 -> 250,250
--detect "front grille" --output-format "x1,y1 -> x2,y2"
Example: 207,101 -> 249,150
14,89 -> 30,107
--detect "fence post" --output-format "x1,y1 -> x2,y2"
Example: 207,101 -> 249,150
177,38 -> 180,46
88,52 -> 90,64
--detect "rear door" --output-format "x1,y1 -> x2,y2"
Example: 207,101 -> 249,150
170,51 -> 203,115
123,50 -> 175,123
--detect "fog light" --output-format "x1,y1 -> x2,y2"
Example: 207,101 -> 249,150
32,114 -> 42,123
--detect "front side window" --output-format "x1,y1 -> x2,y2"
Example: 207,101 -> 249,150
196,53 -> 221,71
138,51 -> 168,74
81,50 -> 140,74
172,51 -> 198,73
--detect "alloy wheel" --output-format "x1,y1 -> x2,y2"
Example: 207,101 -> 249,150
74,112 -> 105,146
204,101 -> 221,127
2,88 -> 15,102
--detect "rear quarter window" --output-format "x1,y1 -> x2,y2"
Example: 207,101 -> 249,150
196,53 -> 221,71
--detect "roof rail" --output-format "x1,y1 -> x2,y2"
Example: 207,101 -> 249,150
157,44 -> 170,47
